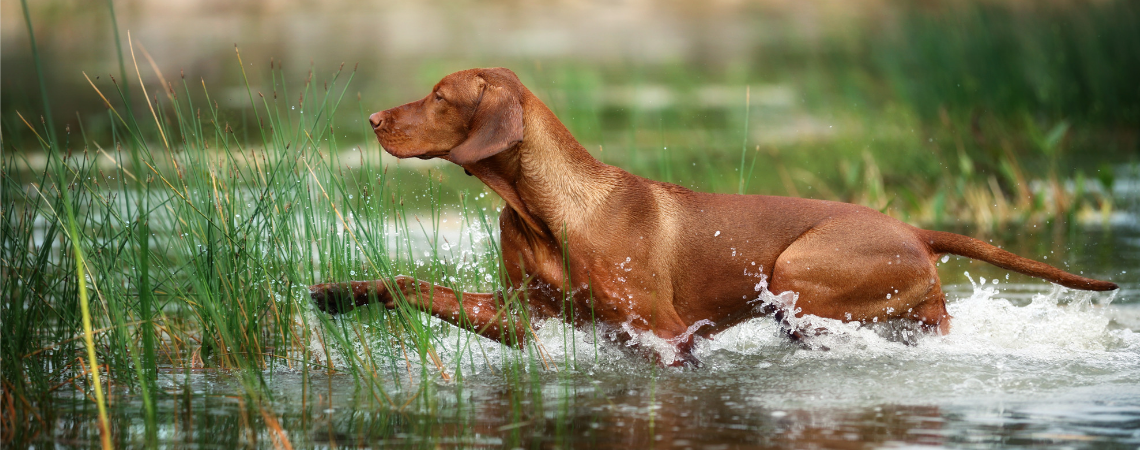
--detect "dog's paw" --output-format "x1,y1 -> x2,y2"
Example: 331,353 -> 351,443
310,281 -> 395,314
310,282 -> 355,315
672,351 -> 703,369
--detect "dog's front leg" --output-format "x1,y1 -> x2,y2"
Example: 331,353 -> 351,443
310,277 -> 530,345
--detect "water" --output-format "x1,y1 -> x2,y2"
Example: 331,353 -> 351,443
13,161 -> 1135,448
27,165 -> 1140,448
35,225 -> 1137,448
21,162 -> 1140,448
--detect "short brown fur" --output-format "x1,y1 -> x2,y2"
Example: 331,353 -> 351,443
310,68 -> 1118,366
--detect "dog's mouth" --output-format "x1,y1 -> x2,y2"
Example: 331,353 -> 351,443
375,137 -> 448,161
368,110 -> 450,161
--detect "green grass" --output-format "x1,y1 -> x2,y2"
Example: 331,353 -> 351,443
2,7 -> 553,443
2,61 -> 548,448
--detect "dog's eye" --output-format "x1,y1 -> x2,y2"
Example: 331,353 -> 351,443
434,92 -> 444,102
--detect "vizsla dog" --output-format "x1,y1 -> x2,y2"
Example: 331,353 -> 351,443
310,67 -> 1118,366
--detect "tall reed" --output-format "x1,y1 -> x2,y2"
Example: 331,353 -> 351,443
2,25 -> 549,445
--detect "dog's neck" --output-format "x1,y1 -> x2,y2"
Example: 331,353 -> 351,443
517,104 -> 617,224
465,97 -> 618,238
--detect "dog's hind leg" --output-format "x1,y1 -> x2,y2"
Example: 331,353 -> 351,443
908,284 -> 951,335
766,220 -> 949,343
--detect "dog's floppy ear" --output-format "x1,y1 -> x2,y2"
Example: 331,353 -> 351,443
448,77 -> 524,166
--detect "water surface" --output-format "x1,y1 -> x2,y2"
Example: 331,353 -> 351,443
40,219 -> 1140,449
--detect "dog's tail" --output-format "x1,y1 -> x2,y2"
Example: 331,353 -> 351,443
918,229 -> 1118,291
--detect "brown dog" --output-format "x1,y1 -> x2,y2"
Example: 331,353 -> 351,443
310,67 -> 1117,365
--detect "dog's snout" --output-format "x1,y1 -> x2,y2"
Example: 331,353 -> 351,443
368,111 -> 385,129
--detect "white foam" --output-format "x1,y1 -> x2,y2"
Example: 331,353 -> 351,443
301,275 -> 1139,394
701,280 -> 1137,358
690,281 -> 1140,405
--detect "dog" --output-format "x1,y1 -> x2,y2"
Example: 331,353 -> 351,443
310,67 -> 1118,366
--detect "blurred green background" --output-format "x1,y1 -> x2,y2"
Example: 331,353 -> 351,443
3,0 -> 1138,228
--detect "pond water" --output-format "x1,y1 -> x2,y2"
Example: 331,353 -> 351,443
25,165 -> 1140,449
40,212 -> 1140,449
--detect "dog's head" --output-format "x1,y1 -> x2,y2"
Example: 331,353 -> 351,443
369,68 -> 524,166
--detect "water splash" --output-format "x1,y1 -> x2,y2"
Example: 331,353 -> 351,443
302,274 -> 1139,403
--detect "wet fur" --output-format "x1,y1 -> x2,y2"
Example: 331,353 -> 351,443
310,67 -> 1118,366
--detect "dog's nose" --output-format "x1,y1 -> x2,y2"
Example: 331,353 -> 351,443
369,111 -> 385,128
